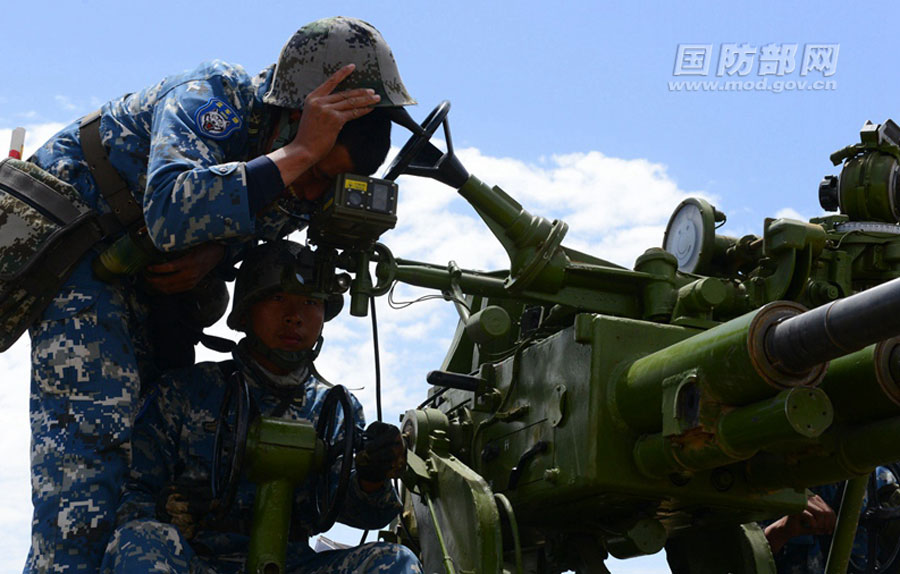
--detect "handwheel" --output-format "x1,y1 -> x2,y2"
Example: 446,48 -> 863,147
314,385 -> 356,532
382,101 -> 451,181
211,371 -> 251,518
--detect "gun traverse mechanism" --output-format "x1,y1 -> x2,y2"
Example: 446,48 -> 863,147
365,105 -> 900,574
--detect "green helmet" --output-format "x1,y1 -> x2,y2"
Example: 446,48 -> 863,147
263,16 -> 416,110
227,240 -> 343,332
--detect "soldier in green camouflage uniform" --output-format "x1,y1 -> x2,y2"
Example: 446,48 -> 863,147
101,240 -> 422,573
23,17 -> 415,573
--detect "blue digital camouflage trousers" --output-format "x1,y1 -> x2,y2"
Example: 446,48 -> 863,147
25,258 -> 153,574
101,520 -> 423,574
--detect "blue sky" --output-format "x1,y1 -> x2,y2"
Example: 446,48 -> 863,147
1,1 -> 899,572
3,0 -> 895,231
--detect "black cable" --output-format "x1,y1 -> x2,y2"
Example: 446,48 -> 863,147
371,297 -> 383,423
346,297 -> 381,552
361,298 -> 380,550
418,386 -> 449,409
387,282 -> 471,312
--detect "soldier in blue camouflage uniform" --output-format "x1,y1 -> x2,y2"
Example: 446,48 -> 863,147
765,466 -> 900,573
24,17 -> 416,573
101,240 -> 421,573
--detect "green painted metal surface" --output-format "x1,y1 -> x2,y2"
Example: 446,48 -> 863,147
406,448 -> 503,574
245,417 -> 321,574
825,476 -> 870,574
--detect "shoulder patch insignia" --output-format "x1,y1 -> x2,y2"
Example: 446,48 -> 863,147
194,98 -> 242,140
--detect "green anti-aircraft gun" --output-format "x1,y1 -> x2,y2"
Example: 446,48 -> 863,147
233,105 -> 900,574
326,104 -> 900,574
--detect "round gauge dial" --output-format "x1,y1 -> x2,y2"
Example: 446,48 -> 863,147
663,198 -> 716,273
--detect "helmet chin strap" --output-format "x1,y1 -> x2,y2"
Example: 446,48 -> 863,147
244,332 -> 323,374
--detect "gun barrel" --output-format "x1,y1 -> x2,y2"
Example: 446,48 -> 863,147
766,277 -> 900,373
747,413 -> 900,489
818,339 -> 900,423
618,302 -> 825,433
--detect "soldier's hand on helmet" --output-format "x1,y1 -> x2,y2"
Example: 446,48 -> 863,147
267,64 -> 380,188
763,493 -> 836,553
355,421 -> 406,492
293,63 -> 381,160
156,483 -> 217,540
144,242 -> 225,294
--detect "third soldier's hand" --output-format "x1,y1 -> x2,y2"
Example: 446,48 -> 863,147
763,493 -> 836,553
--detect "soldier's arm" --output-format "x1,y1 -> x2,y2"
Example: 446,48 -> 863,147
142,75 -> 260,252
116,381 -> 184,525
141,66 -> 379,253
334,398 -> 403,530
337,473 -> 403,530
764,494 -> 836,554
137,66 -> 382,295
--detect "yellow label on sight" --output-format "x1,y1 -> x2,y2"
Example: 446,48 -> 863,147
345,179 -> 368,191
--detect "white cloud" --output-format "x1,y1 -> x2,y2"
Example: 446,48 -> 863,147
0,144 -> 695,568
54,95 -> 79,112
386,144 -> 704,269
774,206 -> 808,221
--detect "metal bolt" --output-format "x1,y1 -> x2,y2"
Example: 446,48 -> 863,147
711,468 -> 735,492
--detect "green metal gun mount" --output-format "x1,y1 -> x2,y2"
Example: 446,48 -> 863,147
367,104 -> 900,574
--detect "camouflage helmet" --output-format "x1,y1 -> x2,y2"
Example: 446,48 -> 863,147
263,16 -> 416,110
227,240 -> 343,331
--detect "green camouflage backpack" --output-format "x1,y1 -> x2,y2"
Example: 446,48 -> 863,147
0,158 -> 107,351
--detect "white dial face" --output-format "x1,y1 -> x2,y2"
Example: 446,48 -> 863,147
665,203 -> 703,272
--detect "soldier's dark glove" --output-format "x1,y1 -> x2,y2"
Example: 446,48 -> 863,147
355,421 -> 406,485
155,482 -> 217,540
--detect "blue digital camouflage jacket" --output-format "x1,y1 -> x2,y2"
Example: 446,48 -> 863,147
117,360 -> 402,558
31,60 -> 306,255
